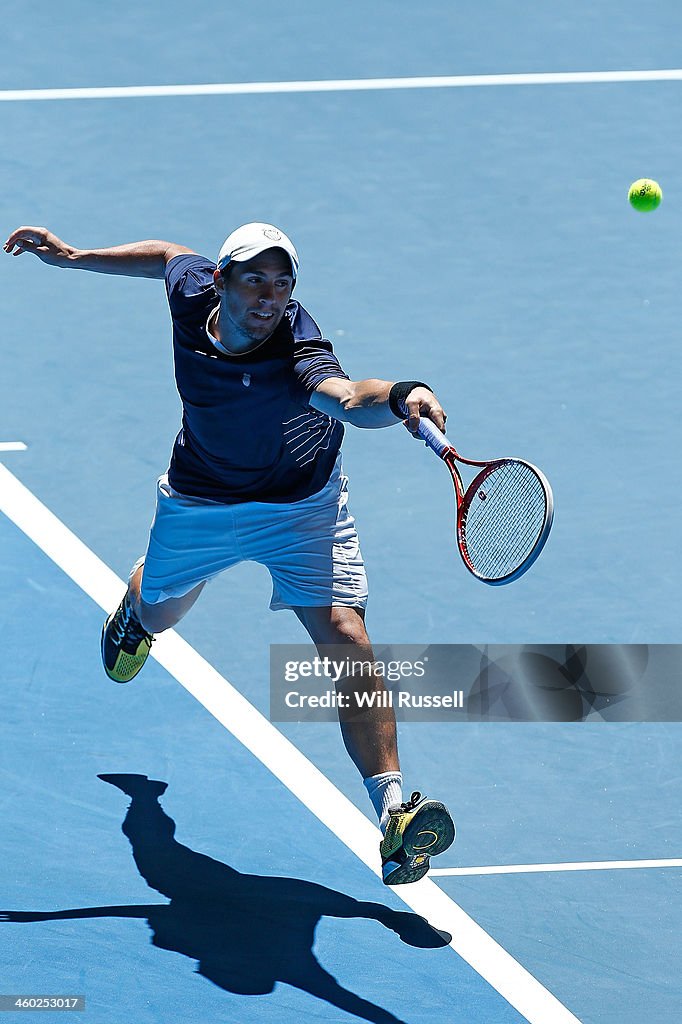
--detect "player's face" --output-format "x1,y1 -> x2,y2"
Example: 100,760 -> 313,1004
214,249 -> 294,353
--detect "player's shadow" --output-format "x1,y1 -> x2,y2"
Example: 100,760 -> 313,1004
0,775 -> 450,1024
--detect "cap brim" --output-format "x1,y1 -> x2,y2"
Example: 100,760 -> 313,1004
218,244 -> 297,277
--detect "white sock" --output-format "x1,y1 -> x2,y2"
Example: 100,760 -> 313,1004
363,771 -> 403,833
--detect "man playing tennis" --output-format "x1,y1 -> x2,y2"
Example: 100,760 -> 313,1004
4,221 -> 455,885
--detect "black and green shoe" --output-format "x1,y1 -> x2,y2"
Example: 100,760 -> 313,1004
101,594 -> 153,683
380,791 -> 455,885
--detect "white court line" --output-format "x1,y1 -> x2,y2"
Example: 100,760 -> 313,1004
432,859 -> 682,877
0,442 -> 27,451
0,461 -> 582,1024
0,69 -> 681,102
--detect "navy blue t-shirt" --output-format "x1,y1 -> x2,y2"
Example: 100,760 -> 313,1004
165,254 -> 347,503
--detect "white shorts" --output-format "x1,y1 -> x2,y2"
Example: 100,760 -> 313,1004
136,455 -> 368,611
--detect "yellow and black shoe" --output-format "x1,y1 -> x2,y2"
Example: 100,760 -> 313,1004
380,791 -> 455,885
101,594 -> 153,683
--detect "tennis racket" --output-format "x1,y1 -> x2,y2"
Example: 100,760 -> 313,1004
414,416 -> 554,585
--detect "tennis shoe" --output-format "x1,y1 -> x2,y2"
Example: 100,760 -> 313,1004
101,594 -> 153,683
380,791 -> 455,885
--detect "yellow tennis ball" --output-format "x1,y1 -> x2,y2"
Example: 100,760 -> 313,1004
628,178 -> 662,212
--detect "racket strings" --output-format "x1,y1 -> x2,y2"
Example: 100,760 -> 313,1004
460,461 -> 548,580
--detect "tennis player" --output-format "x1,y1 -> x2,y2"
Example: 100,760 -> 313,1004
4,222 -> 455,885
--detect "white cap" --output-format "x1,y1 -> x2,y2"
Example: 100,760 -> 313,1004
216,222 -> 299,279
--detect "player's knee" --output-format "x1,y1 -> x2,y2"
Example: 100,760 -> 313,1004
328,606 -> 370,650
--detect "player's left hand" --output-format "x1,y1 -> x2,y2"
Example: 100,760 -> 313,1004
403,387 -> 447,434
3,226 -> 74,266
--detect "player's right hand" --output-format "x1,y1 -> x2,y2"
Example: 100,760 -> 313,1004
3,226 -> 74,265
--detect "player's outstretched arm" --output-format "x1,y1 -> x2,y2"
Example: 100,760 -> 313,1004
3,226 -> 194,278
310,377 -> 447,432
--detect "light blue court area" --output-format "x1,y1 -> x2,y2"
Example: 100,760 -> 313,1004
2,16 -> 682,639
442,868 -> 682,1024
427,723 -> 682,1024
3,3 -> 682,1022
1,516 -> 527,1024
2,507 -> 682,1024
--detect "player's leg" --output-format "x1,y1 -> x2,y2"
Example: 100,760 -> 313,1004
101,565 -> 207,684
244,458 -> 456,883
128,560 -> 206,632
101,476 -> 241,683
293,605 -> 399,780
295,606 -> 455,885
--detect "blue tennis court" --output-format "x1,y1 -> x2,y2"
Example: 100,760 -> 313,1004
2,4 -> 681,1022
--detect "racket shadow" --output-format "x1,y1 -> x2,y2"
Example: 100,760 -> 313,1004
1,775 -> 451,1024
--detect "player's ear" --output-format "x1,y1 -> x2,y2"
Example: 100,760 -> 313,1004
213,268 -> 224,292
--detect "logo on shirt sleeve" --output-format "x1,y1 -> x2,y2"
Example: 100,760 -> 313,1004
242,373 -> 251,388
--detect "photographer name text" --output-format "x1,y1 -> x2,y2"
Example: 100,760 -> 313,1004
284,689 -> 465,710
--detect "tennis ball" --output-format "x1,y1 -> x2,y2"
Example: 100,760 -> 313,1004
628,178 -> 662,212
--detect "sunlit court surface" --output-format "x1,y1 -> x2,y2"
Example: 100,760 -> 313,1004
1,3 -> 682,1022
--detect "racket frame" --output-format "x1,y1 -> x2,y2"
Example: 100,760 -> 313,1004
413,415 -> 554,585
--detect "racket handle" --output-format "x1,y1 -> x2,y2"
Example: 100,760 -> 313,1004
413,415 -> 452,458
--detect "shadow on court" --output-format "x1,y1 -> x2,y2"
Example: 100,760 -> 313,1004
0,775 -> 451,1024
